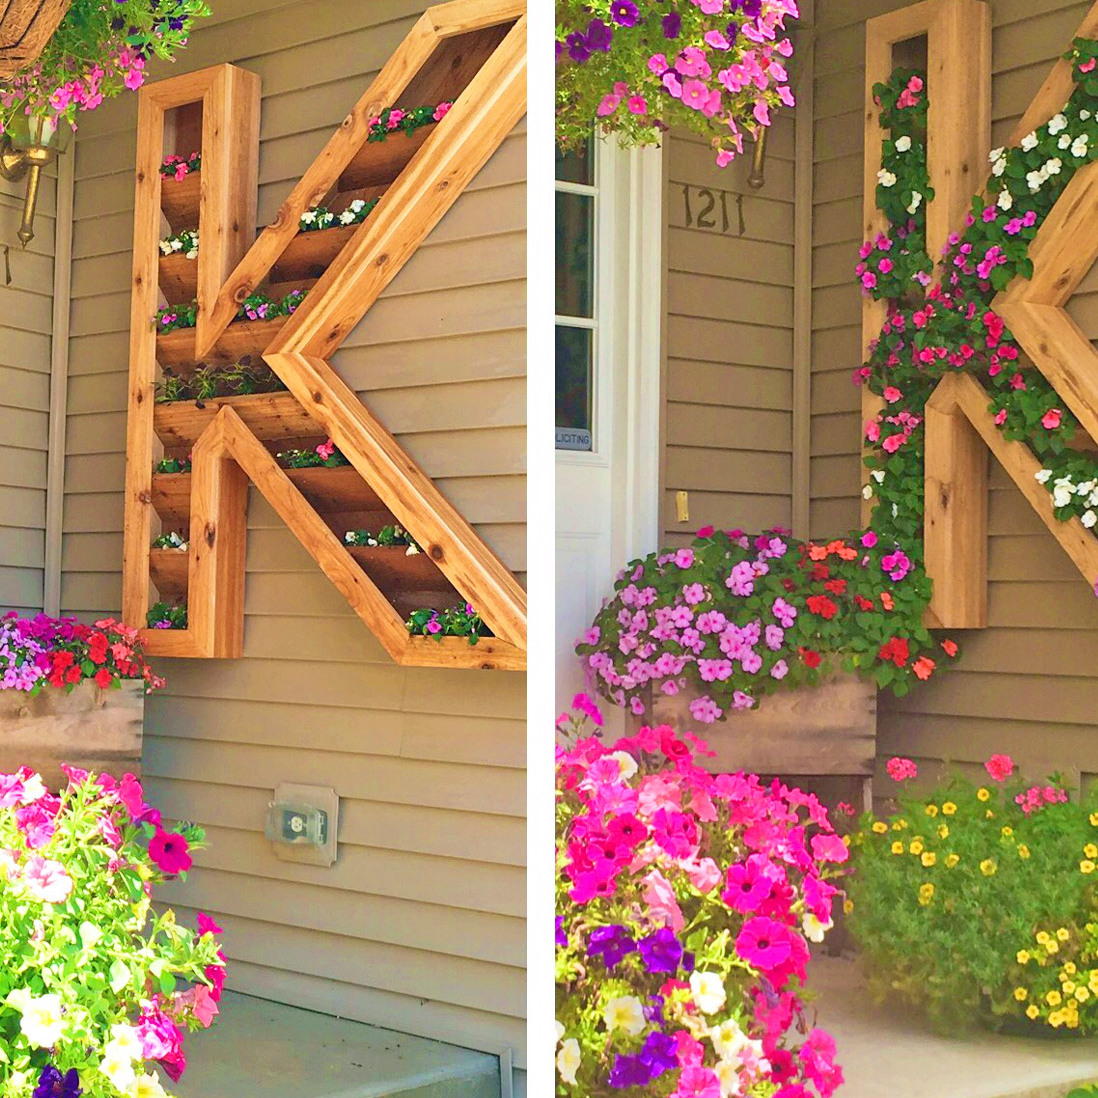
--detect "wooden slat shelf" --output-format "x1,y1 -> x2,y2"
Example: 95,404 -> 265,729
161,171 -> 200,233
348,544 -> 449,589
159,252 -> 197,302
338,124 -> 436,192
156,317 -> 287,368
155,391 -> 315,446
401,634 -> 525,671
149,548 -> 188,602
271,224 -> 359,284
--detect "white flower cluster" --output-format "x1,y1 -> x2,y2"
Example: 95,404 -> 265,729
158,230 -> 198,260
861,468 -> 886,500
1036,468 -> 1098,527
299,198 -> 373,231
1026,155 -> 1062,194
877,168 -> 897,187
158,531 -> 188,551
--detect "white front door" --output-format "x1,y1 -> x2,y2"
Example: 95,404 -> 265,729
554,140 -> 663,723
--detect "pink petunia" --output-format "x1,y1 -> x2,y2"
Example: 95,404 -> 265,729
23,855 -> 73,904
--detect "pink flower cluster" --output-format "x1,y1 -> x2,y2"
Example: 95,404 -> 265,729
1015,784 -> 1069,816
556,722 -> 844,1097
886,756 -> 918,782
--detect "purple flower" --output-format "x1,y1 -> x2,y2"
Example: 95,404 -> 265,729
639,1030 -> 678,1076
586,18 -> 614,51
588,924 -> 636,967
638,927 -> 683,973
611,0 -> 639,26
662,10 -> 682,37
565,31 -> 590,62
555,915 -> 567,948
34,1067 -> 82,1098
608,1053 -> 654,1088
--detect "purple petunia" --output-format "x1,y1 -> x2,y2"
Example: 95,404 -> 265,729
34,1066 -> 82,1098
611,0 -> 639,26
638,926 -> 683,973
585,18 -> 614,52
555,915 -> 567,948
566,31 -> 591,63
588,924 -> 635,967
662,10 -> 682,38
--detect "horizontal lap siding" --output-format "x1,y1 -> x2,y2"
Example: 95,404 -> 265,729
663,119 -> 795,546
814,0 -> 1098,786
61,0 -> 526,1066
0,167 -> 56,613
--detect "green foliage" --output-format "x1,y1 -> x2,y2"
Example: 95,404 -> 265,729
848,770 -> 1098,1036
151,532 -> 187,551
156,359 -> 286,404
344,525 -> 421,552
275,442 -> 349,469
406,604 -> 485,645
367,103 -> 448,142
146,603 -> 187,630
153,457 -> 191,475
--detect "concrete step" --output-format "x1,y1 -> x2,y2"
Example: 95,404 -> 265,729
172,991 -> 500,1098
811,956 -> 1098,1098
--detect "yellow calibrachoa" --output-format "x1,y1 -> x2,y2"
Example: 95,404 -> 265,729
937,824 -> 949,839
1084,843 -> 1097,858
1017,950 -> 1031,964
1036,931 -> 1051,945
872,821 -> 888,834
892,819 -> 909,831
945,853 -> 960,868
1001,826 -> 1014,838
1046,939 -> 1060,955
918,883 -> 935,905
1026,1004 -> 1040,1020
891,841 -> 904,855
1014,987 -> 1028,1001
977,788 -> 991,802
921,852 -> 937,867
843,899 -> 854,915
925,804 -> 939,817
909,840 -> 924,855
1047,990 -> 1063,1006
1076,987 -> 1090,1003
1081,859 -> 1096,874
980,859 -> 997,876
1018,844 -> 1031,859
1058,928 -> 1071,942
1090,812 -> 1098,827
942,802 -> 957,816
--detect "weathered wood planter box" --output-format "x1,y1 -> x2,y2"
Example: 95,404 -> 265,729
0,681 -> 144,789
636,673 -> 878,783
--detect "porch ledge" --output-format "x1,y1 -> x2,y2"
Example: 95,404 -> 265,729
172,991 -> 500,1098
812,956 -> 1098,1098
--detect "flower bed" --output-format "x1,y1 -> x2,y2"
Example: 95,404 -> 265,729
344,525 -> 421,554
147,603 -> 186,631
156,359 -> 286,403
276,439 -> 348,469
848,753 -> 1098,1036
154,289 -> 307,336
556,707 -> 845,1096
160,152 -> 200,182
555,0 -> 799,167
406,603 -> 486,645
158,230 -> 198,260
578,527 -> 956,722
0,766 -> 225,1096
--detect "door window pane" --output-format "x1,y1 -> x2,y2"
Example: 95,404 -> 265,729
556,142 -> 594,185
556,325 -> 593,451
555,190 -> 594,318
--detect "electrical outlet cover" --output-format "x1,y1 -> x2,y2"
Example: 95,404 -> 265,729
270,783 -> 338,867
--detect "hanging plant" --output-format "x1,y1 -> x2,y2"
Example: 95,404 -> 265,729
0,0 -> 211,134
555,0 -> 799,167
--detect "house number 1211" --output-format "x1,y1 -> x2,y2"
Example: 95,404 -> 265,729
680,184 -> 743,235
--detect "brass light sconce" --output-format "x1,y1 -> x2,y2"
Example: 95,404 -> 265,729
748,124 -> 768,190
0,114 -> 65,247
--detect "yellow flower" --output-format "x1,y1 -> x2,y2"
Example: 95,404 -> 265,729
1057,927 -> 1071,942
843,899 -> 854,915
1064,980 -> 1076,994
891,841 -> 905,855
1065,962 -> 1078,975
1047,940 -> 1061,955
918,883 -> 935,906
1076,987 -> 1090,1003
1089,969 -> 1098,992
1014,987 -> 1028,1001
937,824 -> 950,839
1085,843 -> 1097,859
945,853 -> 960,868
1026,1004 -> 1040,1020
986,809 -> 995,819
1017,950 -> 1031,964
942,802 -> 957,816
1047,990 -> 1063,1006
980,859 -> 997,876
1001,826 -> 1014,838
925,804 -> 939,817
871,821 -> 888,834
909,840 -> 924,855
1082,860 -> 1096,875
1050,1010 -> 1065,1028
1018,845 -> 1031,859
1036,931 -> 1051,945
1090,812 -> 1098,827
921,852 -> 937,867
977,788 -> 991,802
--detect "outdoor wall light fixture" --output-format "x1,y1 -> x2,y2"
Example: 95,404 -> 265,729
0,113 -> 65,247
748,124 -> 768,190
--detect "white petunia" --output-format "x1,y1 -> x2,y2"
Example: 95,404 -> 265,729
603,995 -> 646,1035
610,750 -> 638,780
690,970 -> 727,1015
1073,134 -> 1090,158
1035,468 -> 1053,484
907,191 -> 923,214
98,1048 -> 136,1094
7,990 -> 64,1049
20,774 -> 45,803
803,912 -> 834,943
556,1039 -> 581,1085
1020,131 -> 1039,151
877,169 -> 897,187
709,1018 -> 748,1059
997,189 -> 1013,211
895,135 -> 912,152
1049,113 -> 1068,135
131,1075 -> 168,1098
1084,511 -> 1098,529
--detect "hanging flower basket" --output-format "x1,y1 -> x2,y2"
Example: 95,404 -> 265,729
0,0 -> 72,79
555,0 -> 800,166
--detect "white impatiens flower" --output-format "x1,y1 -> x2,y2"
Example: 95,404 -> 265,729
603,995 -> 646,1035
300,210 -> 317,225
992,155 -> 1007,177
6,990 -> 65,1049
555,1020 -> 565,1044
609,749 -> 638,781
1020,131 -> 1039,151
158,239 -> 173,255
988,146 -> 1005,164
690,970 -> 727,1015
907,191 -> 923,214
1035,468 -> 1053,484
997,188 -> 1014,211
871,469 -> 886,484
1077,480 -> 1096,496
170,238 -> 183,252
556,1038 -> 581,1085
1045,157 -> 1063,175
1082,109 -> 1093,121
891,502 -> 899,518
803,912 -> 834,943
1084,511 -> 1098,529
1049,113 -> 1069,134
861,483 -> 874,501
877,169 -> 897,187
895,135 -> 912,152
1053,477 -> 1075,508
1058,133 -> 1073,150
1026,168 -> 1048,193
1072,134 -> 1090,158
339,209 -> 357,225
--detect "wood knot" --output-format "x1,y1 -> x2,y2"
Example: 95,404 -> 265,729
312,390 -> 324,403
429,544 -> 445,562
234,285 -> 250,304
17,706 -> 29,719
135,391 -> 144,405
436,180 -> 450,192
204,522 -> 217,548
137,170 -> 145,183
138,490 -> 152,505
375,253 -> 389,267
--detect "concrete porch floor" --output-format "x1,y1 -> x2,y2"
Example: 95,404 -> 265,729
172,992 -> 500,1098
812,956 -> 1098,1098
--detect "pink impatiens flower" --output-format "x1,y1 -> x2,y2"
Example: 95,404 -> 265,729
886,757 -> 918,783
985,754 -> 1014,782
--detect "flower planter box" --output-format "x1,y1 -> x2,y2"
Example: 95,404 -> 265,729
636,673 -> 877,780
0,680 -> 143,789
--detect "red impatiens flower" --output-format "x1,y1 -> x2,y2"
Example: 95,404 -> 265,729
854,595 -> 874,612
880,591 -> 894,611
878,636 -> 909,667
824,578 -> 847,596
806,595 -> 838,620
148,827 -> 192,876
941,639 -> 958,657
912,656 -> 935,680
799,648 -> 822,669
87,631 -> 109,665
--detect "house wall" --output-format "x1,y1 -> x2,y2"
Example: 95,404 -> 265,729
811,0 -> 1098,787
60,0 -> 526,1074
661,117 -> 796,545
0,165 -> 57,614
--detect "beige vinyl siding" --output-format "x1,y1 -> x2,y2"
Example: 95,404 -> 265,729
812,0 -> 1098,786
0,167 -> 56,613
60,0 -> 526,1068
662,117 -> 796,545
